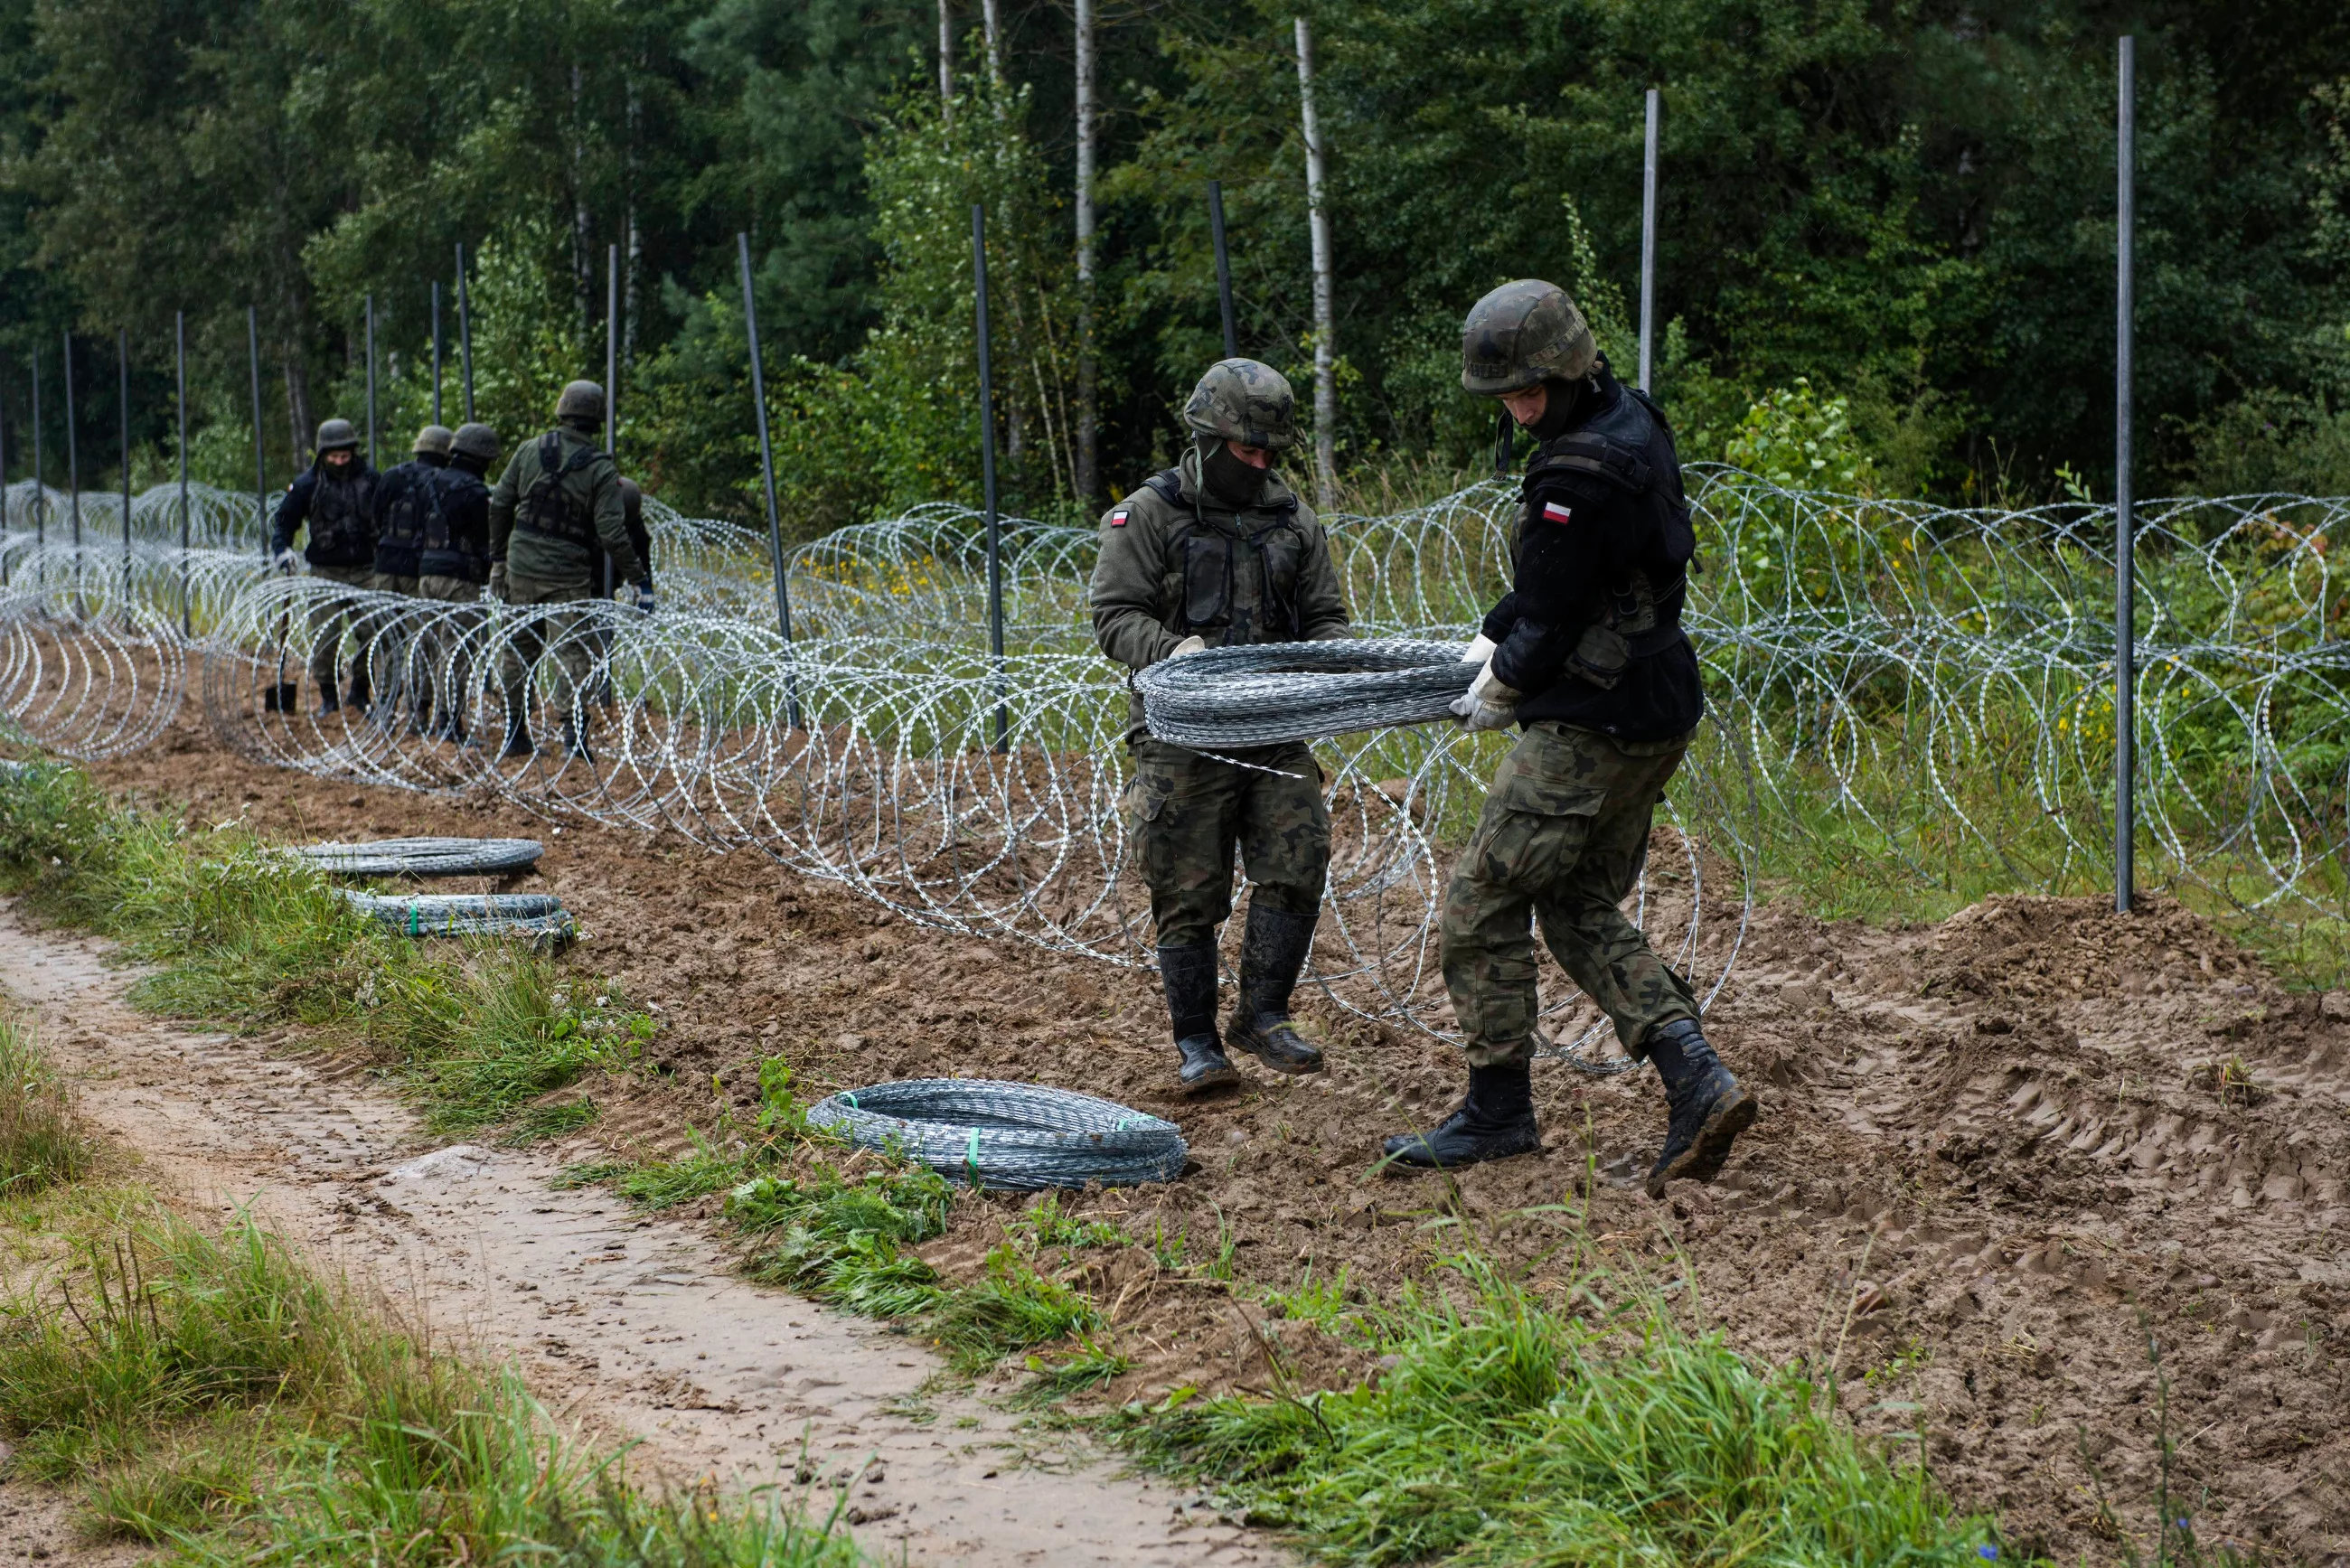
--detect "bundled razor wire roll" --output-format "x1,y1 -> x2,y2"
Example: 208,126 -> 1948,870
338,890 -> 576,944
289,837 -> 545,878
807,1078 -> 1187,1190
1135,637 -> 1477,747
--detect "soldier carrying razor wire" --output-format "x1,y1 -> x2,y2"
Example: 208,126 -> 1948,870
1380,278 -> 1755,1194
1091,358 -> 1352,1095
486,380 -> 649,762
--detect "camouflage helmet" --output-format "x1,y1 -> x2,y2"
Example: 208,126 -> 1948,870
411,424 -> 455,456
554,380 -> 606,425
1460,279 -> 1596,397
315,418 -> 360,453
1182,359 -> 1297,451
450,422 -> 500,463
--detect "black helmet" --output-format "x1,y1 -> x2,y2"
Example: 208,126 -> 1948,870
1460,280 -> 1596,397
411,424 -> 455,456
315,418 -> 360,452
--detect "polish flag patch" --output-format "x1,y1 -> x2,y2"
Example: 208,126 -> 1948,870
1110,508 -> 1130,527
1542,500 -> 1574,526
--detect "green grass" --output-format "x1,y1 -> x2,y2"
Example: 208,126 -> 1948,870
1117,1257 -> 1997,1568
0,1199 -> 874,1563
0,761 -> 653,1137
0,1014 -> 95,1197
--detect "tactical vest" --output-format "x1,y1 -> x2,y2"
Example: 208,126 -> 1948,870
422,468 -> 490,577
513,432 -> 604,545
376,464 -> 441,552
1518,384 -> 1695,690
1143,467 -> 1310,646
307,469 -> 377,559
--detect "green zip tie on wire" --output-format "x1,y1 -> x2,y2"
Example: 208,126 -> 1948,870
965,1128 -> 982,1187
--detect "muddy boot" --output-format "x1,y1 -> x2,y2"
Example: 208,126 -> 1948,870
312,690 -> 341,718
1160,943 -> 1237,1094
1642,1018 -> 1755,1199
560,717 -> 594,762
343,671 -> 372,714
1224,905 -> 1324,1075
496,699 -> 536,760
1380,1063 -> 1540,1170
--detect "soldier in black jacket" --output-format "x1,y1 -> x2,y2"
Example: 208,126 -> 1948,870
1383,280 -> 1754,1195
268,418 -> 379,717
415,422 -> 498,744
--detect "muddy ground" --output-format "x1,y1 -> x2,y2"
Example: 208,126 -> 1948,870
70,706 -> 2350,1565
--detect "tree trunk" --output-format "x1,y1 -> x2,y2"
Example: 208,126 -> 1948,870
1294,15 -> 1337,509
937,0 -> 954,117
570,63 -> 596,347
282,350 -> 311,471
981,0 -> 1001,86
1074,0 -> 1097,507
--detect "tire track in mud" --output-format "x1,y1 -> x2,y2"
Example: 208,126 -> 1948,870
0,903 -> 1283,1568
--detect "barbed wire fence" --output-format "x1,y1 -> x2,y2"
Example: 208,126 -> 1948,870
6,470 -> 2349,1063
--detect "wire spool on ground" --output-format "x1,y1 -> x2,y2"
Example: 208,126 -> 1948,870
289,837 -> 545,878
806,1078 -> 1187,1191
1136,637 -> 1474,747
339,891 -> 576,947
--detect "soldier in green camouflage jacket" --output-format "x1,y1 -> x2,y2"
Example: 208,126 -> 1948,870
1091,359 -> 1352,1095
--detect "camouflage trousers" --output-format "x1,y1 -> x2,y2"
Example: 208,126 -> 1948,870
1441,722 -> 1698,1068
1123,737 -> 1329,951
498,576 -> 598,727
418,575 -> 484,727
304,563 -> 378,697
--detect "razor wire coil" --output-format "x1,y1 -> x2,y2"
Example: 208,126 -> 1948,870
288,837 -> 545,878
1135,638 -> 1476,747
806,1078 -> 1187,1189
338,889 -> 576,944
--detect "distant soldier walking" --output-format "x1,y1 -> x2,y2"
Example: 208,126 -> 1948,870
417,422 -> 498,744
487,381 -> 650,760
1382,279 -> 1753,1195
1091,359 -> 1352,1094
268,418 -> 379,718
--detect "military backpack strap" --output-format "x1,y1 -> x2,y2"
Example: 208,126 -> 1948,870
1525,431 -> 1652,494
517,433 -> 606,544
1142,468 -> 1185,506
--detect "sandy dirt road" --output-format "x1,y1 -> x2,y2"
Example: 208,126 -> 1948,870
0,902 -> 1281,1568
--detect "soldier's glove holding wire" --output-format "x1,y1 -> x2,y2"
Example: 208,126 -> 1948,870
488,561 -> 510,604
1461,633 -> 1496,664
631,579 -> 655,616
1170,634 -> 1208,658
1449,653 -> 1520,732
272,549 -> 298,577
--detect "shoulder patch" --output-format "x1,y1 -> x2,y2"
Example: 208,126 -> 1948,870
1110,507 -> 1129,527
1542,500 -> 1574,526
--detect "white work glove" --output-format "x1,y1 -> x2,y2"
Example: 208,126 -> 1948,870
631,580 -> 656,615
272,548 -> 298,576
1461,633 -> 1496,664
1448,653 -> 1521,732
1170,634 -> 1208,658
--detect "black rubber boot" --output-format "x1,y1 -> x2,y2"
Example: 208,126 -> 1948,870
312,691 -> 340,718
1160,943 -> 1237,1094
496,700 -> 535,760
1381,1063 -> 1540,1169
560,717 -> 594,762
343,678 -> 371,714
1642,1018 -> 1756,1199
1226,905 -> 1325,1075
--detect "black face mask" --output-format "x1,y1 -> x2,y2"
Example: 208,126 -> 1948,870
1200,440 -> 1269,508
1527,378 -> 1583,443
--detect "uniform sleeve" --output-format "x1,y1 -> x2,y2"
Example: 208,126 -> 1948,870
269,474 -> 312,555
1291,504 -> 1351,641
1088,496 -> 1181,671
1489,473 -> 1617,696
487,450 -> 524,562
588,464 -> 643,584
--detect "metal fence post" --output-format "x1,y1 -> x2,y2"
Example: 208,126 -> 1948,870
176,311 -> 190,634
1639,88 -> 1660,393
605,242 -> 618,601
2114,34 -> 2137,915
456,244 -> 475,423
118,327 -> 132,597
1208,179 -> 1238,360
431,282 -> 444,427
973,204 -> 1006,752
736,232 -> 799,728
364,293 -> 378,470
248,306 -> 268,559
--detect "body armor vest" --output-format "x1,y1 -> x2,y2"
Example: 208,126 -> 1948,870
514,432 -> 604,545
307,469 -> 377,559
377,464 -> 440,553
1518,384 -> 1694,689
1143,467 -> 1310,647
422,468 -> 490,578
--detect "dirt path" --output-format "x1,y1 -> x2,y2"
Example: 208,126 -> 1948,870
0,904 -> 1280,1568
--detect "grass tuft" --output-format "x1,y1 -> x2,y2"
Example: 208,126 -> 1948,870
0,1015 -> 94,1197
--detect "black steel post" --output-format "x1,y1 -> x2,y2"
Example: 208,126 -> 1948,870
177,311 -> 190,635
248,305 -> 268,559
2114,34 -> 2137,914
737,233 -> 799,705
456,244 -> 475,422
1208,179 -> 1238,360
62,332 -> 80,552
431,281 -> 444,427
605,242 -> 618,600
364,293 -> 378,470
973,204 -> 1006,751
118,326 -> 132,597
32,348 -> 42,546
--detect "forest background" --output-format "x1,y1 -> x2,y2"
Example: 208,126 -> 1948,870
1,0 -> 2348,539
